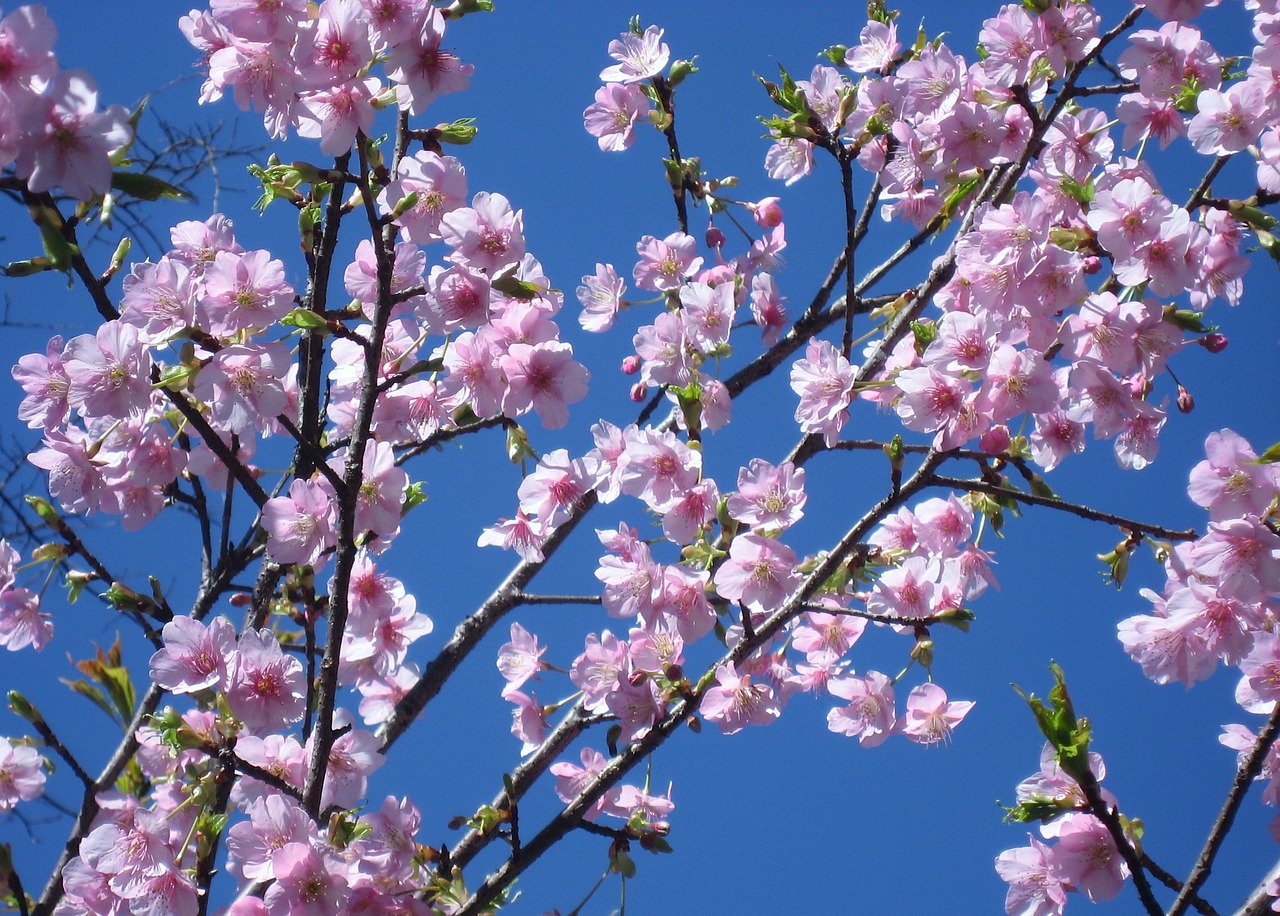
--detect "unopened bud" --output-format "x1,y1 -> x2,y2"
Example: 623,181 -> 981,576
1082,255 -> 1101,275
630,381 -> 649,402
620,355 -> 642,375
979,425 -> 1011,456
705,225 -> 726,248
1176,385 -> 1194,413
1199,332 -> 1228,353
751,196 -> 784,228
910,638 -> 934,668
228,592 -> 252,607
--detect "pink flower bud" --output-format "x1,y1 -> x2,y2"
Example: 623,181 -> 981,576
1082,255 -> 1101,275
630,382 -> 649,402
1199,333 -> 1228,353
752,196 -> 784,228
1176,385 -> 1194,413
979,424 -> 1011,455
621,355 -> 642,375
705,225 -> 726,248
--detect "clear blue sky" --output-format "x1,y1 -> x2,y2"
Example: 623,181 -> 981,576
3,2 -> 1278,914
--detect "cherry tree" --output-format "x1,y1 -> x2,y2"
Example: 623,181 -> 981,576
0,1 -> 1278,914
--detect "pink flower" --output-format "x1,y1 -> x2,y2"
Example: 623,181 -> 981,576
826,670 -> 896,746
898,682 -> 974,745
764,137 -> 813,185
845,20 -> 899,73
439,191 -> 526,275
15,70 -> 131,200
62,321 -> 152,421
632,231 -> 701,292
194,342 -> 292,436
599,25 -> 669,83
379,150 -> 468,244
701,663 -> 782,734
726,459 -> 806,531
496,622 -> 546,695
550,747 -> 620,821
226,628 -> 307,732
0,736 -> 45,811
1188,429 -> 1280,521
790,338 -> 854,446
995,835 -> 1068,916
262,478 -> 338,567
264,842 -> 351,915
199,249 -> 295,337
577,263 -> 626,332
12,336 -> 70,431
148,614 -> 236,693
295,76 -> 381,156
584,82 -> 651,151
1049,812 -> 1129,903
478,510 -> 549,562
499,341 -> 590,429
0,586 -> 51,651
1188,81 -> 1266,155
517,449 -> 591,524
713,533 -> 800,613
385,6 -> 473,115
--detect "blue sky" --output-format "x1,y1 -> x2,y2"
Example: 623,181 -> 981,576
3,2 -> 1279,914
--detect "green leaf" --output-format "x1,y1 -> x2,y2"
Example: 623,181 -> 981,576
111,171 -> 192,202
1254,442 -> 1280,464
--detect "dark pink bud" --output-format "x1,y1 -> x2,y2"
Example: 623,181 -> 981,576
1176,385 -> 1194,413
1199,333 -> 1228,353
705,225 -> 726,248
621,355 -> 642,375
1082,255 -> 1101,275
630,382 -> 649,402
752,196 -> 784,228
979,424 -> 1011,455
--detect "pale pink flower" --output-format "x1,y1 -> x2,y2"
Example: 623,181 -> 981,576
824,670 -> 896,747
148,614 -> 236,693
386,7 -> 473,115
701,663 -> 781,735
195,342 -> 291,436
264,842 -> 351,915
262,478 -> 337,567
439,191 -> 525,275
0,585 -> 50,652
295,76 -> 381,156
898,682 -> 974,745
1049,812 -> 1129,903
497,622 -> 546,695
15,70 -> 130,200
577,263 -> 626,332
713,533 -> 800,612
0,736 -> 45,811
790,338 -> 854,446
845,20 -> 899,73
477,511 -> 549,562
12,336 -> 69,431
726,459 -> 806,531
632,231 -> 701,292
226,628 -> 307,732
600,25 -> 669,83
499,341 -> 590,429
584,82 -> 651,151
995,835 -> 1068,916
62,321 -> 152,421
378,150 -> 468,244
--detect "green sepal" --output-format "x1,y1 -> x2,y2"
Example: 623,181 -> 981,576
403,480 -> 429,512
436,117 -> 478,145
280,308 -> 332,333
491,270 -> 543,301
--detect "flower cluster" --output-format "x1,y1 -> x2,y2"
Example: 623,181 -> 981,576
0,5 -> 131,200
182,0 -> 472,146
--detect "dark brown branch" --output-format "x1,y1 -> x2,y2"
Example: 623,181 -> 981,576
1169,702 -> 1280,916
928,474 -> 1199,543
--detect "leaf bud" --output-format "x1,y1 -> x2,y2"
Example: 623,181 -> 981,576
7,690 -> 38,723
